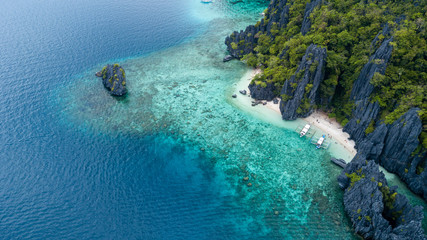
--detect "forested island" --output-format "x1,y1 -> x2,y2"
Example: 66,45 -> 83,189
225,0 -> 426,238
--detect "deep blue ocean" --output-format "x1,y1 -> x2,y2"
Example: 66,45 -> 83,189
1,0 -> 425,239
0,0 -> 225,239
0,0 -> 273,239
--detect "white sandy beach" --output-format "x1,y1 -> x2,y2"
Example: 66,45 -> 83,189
233,68 -> 357,160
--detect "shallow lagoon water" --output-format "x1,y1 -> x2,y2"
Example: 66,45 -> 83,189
1,0 -> 425,238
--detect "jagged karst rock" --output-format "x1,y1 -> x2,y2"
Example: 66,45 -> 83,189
337,156 -> 425,239
225,25 -> 260,59
350,37 -> 393,102
100,64 -> 127,96
407,153 -> 427,199
355,123 -> 388,161
224,0 -> 290,59
279,44 -> 327,120
370,23 -> 392,50
264,0 -> 290,34
341,25 -> 427,200
349,108 -> 427,199
344,99 -> 381,143
344,35 -> 393,143
301,0 -> 322,36
379,109 -> 426,198
248,82 -> 276,101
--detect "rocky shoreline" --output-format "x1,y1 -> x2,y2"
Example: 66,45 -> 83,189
224,0 -> 426,238
338,156 -> 425,239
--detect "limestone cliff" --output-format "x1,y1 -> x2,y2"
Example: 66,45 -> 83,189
300,0 -> 322,36
279,44 -> 327,120
224,0 -> 289,59
356,109 -> 427,199
337,156 -> 425,239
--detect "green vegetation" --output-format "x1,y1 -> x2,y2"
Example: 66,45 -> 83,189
345,170 -> 365,188
231,42 -> 238,50
237,0 -> 426,151
379,185 -> 404,222
365,120 -> 375,135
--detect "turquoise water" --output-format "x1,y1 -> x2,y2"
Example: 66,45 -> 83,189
1,0 -> 424,238
57,1 -> 361,239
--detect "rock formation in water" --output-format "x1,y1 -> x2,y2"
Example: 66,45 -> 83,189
224,0 -> 290,59
279,44 -> 327,120
99,64 -> 127,96
337,156 -> 425,239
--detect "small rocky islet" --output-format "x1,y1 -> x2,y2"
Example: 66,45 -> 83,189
225,0 -> 426,238
96,64 -> 127,96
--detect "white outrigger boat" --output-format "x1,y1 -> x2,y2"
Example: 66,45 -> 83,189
316,135 -> 326,149
295,124 -> 315,139
310,134 -> 330,149
299,124 -> 311,137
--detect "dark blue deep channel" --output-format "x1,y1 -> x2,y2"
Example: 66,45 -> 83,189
0,0 -> 230,239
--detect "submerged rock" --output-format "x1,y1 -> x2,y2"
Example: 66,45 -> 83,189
331,158 -> 347,168
232,94 -> 237,98
100,64 -> 127,96
338,156 -> 425,239
223,55 -> 233,62
279,44 -> 327,120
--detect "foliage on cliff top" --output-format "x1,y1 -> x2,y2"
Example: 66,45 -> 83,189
237,0 -> 427,148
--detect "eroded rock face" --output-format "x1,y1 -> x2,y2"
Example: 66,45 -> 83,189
344,36 -> 393,143
301,0 -> 322,36
350,108 -> 427,199
225,25 -> 260,59
100,64 -> 127,96
248,82 -> 276,101
224,0 -> 289,59
380,109 -> 422,173
343,99 -> 381,143
342,26 -> 426,200
338,156 -> 425,240
279,44 -> 326,120
350,38 -> 393,102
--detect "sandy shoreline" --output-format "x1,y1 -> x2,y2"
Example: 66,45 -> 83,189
236,68 -> 357,159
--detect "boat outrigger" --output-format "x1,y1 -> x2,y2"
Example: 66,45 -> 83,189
316,135 -> 326,149
310,134 -> 331,149
295,124 -> 316,139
